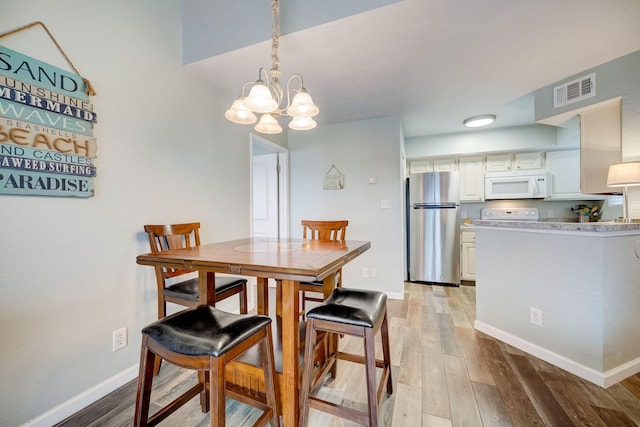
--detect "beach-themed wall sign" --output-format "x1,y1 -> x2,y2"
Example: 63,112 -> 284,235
0,21 -> 97,198
323,164 -> 344,190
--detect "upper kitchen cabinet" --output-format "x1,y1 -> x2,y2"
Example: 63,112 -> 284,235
579,98 -> 622,193
485,153 -> 511,172
546,149 -> 603,200
459,156 -> 484,202
486,152 -> 543,172
433,157 -> 458,172
409,160 -> 433,174
514,152 -> 544,170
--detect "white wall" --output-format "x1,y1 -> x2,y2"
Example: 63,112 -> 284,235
0,2 -> 252,425
288,117 -> 405,298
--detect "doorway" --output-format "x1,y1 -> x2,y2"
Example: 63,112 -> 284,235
250,133 -> 289,239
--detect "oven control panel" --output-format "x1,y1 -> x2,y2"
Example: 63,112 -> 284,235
481,207 -> 539,221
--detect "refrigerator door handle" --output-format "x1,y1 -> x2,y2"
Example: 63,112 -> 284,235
412,203 -> 458,209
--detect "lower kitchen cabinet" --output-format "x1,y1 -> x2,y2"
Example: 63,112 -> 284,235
461,227 -> 476,280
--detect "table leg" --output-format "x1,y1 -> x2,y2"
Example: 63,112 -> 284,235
256,277 -> 269,316
280,279 -> 300,427
276,284 -> 282,317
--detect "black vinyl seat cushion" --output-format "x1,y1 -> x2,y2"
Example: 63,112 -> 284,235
306,287 -> 387,328
142,305 -> 271,358
163,276 -> 247,302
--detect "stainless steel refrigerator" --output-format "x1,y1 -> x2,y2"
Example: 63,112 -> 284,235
408,171 -> 460,285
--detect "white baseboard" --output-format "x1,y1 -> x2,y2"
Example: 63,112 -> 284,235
386,291 -> 405,300
22,364 -> 139,427
474,320 -> 640,388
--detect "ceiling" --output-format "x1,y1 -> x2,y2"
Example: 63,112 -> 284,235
186,0 -> 640,139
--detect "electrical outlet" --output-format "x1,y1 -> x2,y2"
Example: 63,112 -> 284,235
362,267 -> 370,278
112,327 -> 127,351
529,307 -> 542,326
370,268 -> 376,277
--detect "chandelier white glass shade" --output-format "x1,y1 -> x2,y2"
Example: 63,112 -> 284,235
225,0 -> 319,134
254,113 -> 283,134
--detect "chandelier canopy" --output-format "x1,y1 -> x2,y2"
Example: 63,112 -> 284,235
225,0 -> 319,134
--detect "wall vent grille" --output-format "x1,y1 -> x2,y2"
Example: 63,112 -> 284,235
553,73 -> 596,108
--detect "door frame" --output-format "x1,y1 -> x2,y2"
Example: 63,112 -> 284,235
250,133 -> 289,239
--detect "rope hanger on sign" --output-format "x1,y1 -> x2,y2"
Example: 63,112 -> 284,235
0,21 -> 96,96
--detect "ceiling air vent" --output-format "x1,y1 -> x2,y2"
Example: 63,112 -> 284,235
553,73 -> 596,108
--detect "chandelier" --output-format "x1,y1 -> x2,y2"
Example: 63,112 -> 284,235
224,0 -> 319,134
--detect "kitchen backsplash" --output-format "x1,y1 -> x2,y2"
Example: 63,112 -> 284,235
460,198 -> 622,222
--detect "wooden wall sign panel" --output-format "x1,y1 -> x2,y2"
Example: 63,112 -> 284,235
0,43 -> 96,198
0,84 -> 97,122
0,99 -> 92,136
0,145 -> 96,177
0,169 -> 93,197
0,75 -> 93,111
0,45 -> 89,101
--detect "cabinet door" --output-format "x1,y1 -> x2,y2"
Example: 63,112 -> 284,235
485,154 -> 512,171
580,98 -> 622,194
459,157 -> 484,202
409,160 -> 433,174
461,242 -> 476,280
546,150 -> 581,198
433,158 -> 458,172
514,152 -> 543,170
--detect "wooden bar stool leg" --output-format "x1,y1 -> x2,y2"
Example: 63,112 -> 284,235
134,336 -> 156,426
299,318 -> 317,427
262,325 -> 280,427
381,312 -> 393,395
198,371 -> 209,412
211,356 -> 226,427
364,327 -> 379,427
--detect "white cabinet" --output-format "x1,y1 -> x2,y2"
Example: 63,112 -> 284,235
485,154 -> 512,171
433,158 -> 458,172
546,149 -> 603,200
461,228 -> 476,281
514,152 -> 543,170
459,156 -> 484,202
486,152 -> 543,171
579,98 -> 622,194
409,160 -> 433,174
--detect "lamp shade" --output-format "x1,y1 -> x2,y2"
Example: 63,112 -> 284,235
254,113 -> 282,134
225,98 -> 257,124
244,82 -> 278,113
286,89 -> 319,118
289,116 -> 317,130
607,162 -> 640,187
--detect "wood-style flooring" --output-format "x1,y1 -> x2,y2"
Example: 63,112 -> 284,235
55,282 -> 640,426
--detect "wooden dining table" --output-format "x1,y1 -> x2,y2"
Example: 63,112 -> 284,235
136,237 -> 371,427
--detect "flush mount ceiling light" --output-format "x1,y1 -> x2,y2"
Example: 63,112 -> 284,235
225,0 -> 319,134
463,114 -> 496,128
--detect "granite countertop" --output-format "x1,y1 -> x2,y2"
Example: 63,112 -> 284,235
470,219 -> 640,233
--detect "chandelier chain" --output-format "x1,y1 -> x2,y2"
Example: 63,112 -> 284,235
271,0 -> 280,72
270,0 -> 283,107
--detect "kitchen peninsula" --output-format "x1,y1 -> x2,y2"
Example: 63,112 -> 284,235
472,219 -> 640,387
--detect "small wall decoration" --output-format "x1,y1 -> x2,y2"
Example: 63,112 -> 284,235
323,164 -> 344,190
0,21 -> 97,198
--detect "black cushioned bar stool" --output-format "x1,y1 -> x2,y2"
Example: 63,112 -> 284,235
299,288 -> 392,427
134,305 -> 279,427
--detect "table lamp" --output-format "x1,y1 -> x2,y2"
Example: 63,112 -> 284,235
607,162 -> 640,222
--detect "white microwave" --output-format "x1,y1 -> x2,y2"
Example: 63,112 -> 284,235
485,169 -> 552,200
